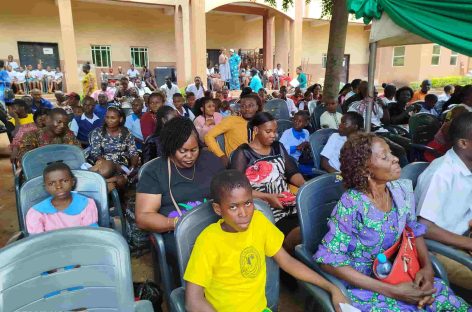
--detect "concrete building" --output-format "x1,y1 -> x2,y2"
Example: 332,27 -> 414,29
1,0 -> 469,93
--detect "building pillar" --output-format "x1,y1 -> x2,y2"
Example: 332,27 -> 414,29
190,0 -> 207,87
263,14 -> 275,71
275,18 -> 290,73
289,0 -> 303,78
175,4 -> 192,87
57,0 -> 80,93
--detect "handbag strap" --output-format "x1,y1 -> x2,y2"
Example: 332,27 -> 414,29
167,158 -> 183,217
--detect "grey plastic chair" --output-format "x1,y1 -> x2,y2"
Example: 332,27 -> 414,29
295,174 -> 450,310
19,170 -> 122,237
263,99 -> 290,120
401,162 -> 472,270
169,199 -> 279,312
276,119 -> 293,138
216,134 -> 225,154
0,227 -> 153,312
21,144 -> 86,180
311,104 -> 326,131
138,158 -> 175,310
309,128 -> 338,176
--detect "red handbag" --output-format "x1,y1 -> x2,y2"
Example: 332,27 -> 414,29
373,226 -> 421,285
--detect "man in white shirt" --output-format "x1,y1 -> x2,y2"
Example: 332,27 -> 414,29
15,66 -> 27,94
279,86 -> 298,116
320,112 -> 363,172
6,55 -> 19,70
135,78 -> 151,97
127,64 -> 140,82
272,63 -> 290,88
160,76 -> 180,106
415,112 -> 472,290
186,76 -> 205,99
437,85 -> 453,102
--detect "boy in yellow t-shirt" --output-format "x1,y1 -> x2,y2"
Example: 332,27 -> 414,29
184,170 -> 347,312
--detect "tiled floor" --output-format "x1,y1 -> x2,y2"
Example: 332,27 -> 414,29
0,133 -> 305,311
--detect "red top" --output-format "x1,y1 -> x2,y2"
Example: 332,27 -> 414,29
140,112 -> 157,140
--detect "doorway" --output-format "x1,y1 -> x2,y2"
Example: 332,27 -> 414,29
17,42 -> 60,69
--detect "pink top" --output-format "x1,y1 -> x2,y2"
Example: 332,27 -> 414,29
26,193 -> 99,234
194,112 -> 223,142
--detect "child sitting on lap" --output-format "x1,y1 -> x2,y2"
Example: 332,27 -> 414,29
26,163 -> 99,234
184,170 -> 347,312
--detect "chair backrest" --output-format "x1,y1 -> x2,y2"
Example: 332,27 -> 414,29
22,144 -> 86,180
19,170 -> 110,234
296,173 -> 345,256
0,227 -> 135,311
276,119 -> 293,138
311,104 -> 326,130
216,134 -> 225,153
400,162 -> 429,189
309,128 -> 338,169
175,199 -> 279,309
263,99 -> 290,120
409,113 -> 441,145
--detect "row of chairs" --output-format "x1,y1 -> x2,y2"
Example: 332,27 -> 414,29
13,144 -> 125,238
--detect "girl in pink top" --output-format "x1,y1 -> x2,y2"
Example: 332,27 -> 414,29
194,98 -> 223,142
26,163 -> 99,234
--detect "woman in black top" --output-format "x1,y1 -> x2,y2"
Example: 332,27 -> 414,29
389,86 -> 416,125
230,112 -> 305,252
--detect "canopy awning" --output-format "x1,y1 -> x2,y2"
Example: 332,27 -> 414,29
348,0 -> 472,56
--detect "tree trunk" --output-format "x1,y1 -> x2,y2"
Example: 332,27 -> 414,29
323,0 -> 349,100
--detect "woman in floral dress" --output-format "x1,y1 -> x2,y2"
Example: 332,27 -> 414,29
315,133 -> 470,312
230,112 -> 305,253
89,106 -> 139,173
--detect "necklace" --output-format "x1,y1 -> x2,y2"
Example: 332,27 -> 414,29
173,161 -> 196,181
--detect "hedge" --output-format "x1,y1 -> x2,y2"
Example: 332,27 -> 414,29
410,76 -> 472,90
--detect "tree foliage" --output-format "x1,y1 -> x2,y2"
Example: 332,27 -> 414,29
264,0 -> 332,16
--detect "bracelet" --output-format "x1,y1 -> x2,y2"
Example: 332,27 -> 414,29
173,217 -> 179,228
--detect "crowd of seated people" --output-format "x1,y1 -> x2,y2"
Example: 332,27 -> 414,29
2,69 -> 472,311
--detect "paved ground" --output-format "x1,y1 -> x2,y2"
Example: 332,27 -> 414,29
0,132 -> 304,311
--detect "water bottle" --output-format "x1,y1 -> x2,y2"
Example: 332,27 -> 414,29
376,253 -> 392,279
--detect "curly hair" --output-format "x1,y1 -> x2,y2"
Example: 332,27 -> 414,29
340,132 -> 377,192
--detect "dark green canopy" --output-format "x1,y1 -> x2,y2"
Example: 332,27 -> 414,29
348,0 -> 472,56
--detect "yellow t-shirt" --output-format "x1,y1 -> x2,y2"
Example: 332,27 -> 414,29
184,210 -> 284,312
82,72 -> 97,97
204,116 -> 248,158
9,113 -> 34,126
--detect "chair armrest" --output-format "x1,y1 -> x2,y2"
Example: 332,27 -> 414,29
134,300 -> 154,312
295,245 -> 349,297
109,189 -> 126,239
409,144 -> 441,157
170,287 -> 186,312
426,239 -> 472,270
428,252 -> 449,285
301,282 -> 336,312
150,233 -> 173,307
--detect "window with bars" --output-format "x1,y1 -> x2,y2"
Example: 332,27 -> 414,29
431,44 -> 441,65
91,45 -> 111,68
450,51 -> 458,66
392,46 -> 405,66
130,47 -> 148,68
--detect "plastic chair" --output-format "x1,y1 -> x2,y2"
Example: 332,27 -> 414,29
21,144 -> 86,180
401,162 -> 472,270
309,128 -> 338,175
0,227 -> 153,312
310,104 -> 326,131
408,114 -> 441,161
400,162 -> 429,189
20,144 -> 124,237
19,170 -> 123,237
263,99 -> 290,120
169,199 -> 279,312
277,119 -> 293,139
295,174 -> 450,310
216,134 -> 225,154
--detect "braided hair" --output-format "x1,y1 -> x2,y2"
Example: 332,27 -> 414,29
153,106 -> 176,137
247,111 -> 274,142
159,117 -> 200,158
102,106 -> 128,137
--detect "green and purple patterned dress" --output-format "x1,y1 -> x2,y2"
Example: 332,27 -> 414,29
315,179 -> 471,312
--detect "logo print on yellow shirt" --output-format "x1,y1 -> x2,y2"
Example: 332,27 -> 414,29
240,246 -> 261,278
